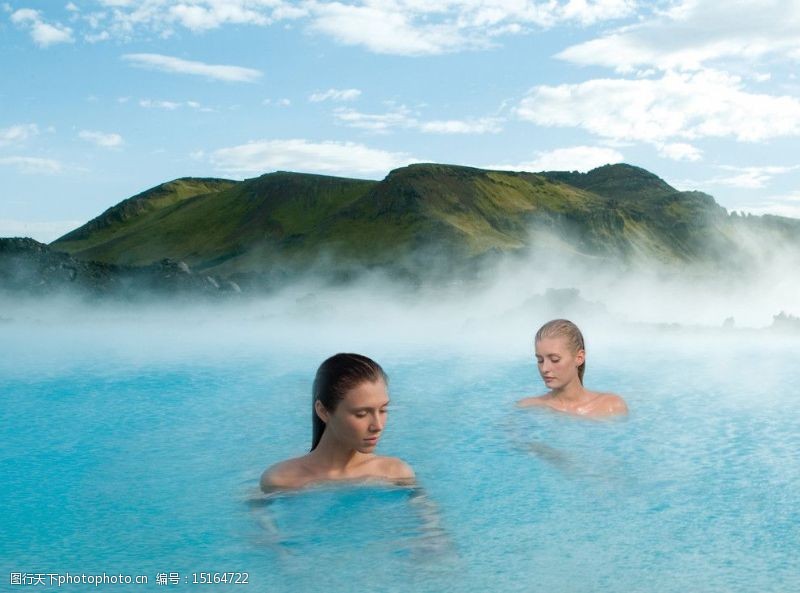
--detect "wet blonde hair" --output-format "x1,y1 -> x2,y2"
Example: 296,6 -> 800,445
535,319 -> 586,383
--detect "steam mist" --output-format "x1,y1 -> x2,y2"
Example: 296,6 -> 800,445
2,219 -> 799,367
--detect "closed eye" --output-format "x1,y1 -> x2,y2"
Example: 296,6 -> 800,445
354,407 -> 389,417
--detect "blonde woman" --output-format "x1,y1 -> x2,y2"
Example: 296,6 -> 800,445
517,319 -> 628,418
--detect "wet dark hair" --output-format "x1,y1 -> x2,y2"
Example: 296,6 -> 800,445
311,353 -> 388,451
535,319 -> 586,384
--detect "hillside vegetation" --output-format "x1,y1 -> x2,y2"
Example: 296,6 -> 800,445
51,163 -> 800,285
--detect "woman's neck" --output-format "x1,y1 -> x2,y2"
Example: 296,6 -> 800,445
550,379 -> 587,403
309,435 -> 368,473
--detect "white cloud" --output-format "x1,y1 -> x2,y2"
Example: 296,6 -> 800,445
739,192 -> 800,219
0,124 -> 39,146
307,3 -> 468,56
333,106 -> 416,132
557,0 -> 637,25
0,218 -> 83,242
703,165 -> 798,189
516,69 -> 800,145
11,8 -> 74,47
334,106 -> 503,135
657,142 -> 703,162
309,88 -> 362,102
65,3 -> 79,12
85,30 -> 111,42
418,117 -> 503,134
211,138 -> 419,176
8,1 -> 638,56
83,0 -> 305,39
139,98 -> 209,110
140,99 -> 181,110
0,156 -> 63,174
78,130 -> 124,148
68,1 -> 633,55
558,0 -> 800,72
487,145 -> 624,172
306,0 -> 637,55
168,3 -> 270,30
122,53 -> 262,83
10,8 -> 42,22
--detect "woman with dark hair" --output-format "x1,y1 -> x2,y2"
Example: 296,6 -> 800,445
517,319 -> 628,418
260,353 -> 415,491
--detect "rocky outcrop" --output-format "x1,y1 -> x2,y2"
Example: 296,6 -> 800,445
0,237 -> 241,299
771,311 -> 800,332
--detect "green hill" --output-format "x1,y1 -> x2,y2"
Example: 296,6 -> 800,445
541,163 -> 677,201
57,177 -> 237,249
51,163 -> 800,283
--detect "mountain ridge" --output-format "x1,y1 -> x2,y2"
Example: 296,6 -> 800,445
49,162 -> 800,285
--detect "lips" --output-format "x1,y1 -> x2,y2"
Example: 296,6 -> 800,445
363,436 -> 379,445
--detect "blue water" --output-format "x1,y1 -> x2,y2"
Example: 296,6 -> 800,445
2,323 -> 799,592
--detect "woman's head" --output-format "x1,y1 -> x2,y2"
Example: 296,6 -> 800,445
311,353 -> 388,451
534,319 -> 586,386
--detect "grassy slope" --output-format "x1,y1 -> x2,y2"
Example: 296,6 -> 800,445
319,164 -> 607,266
54,172 -> 377,271
50,163 -> 800,279
542,165 -> 734,261
54,178 -> 237,255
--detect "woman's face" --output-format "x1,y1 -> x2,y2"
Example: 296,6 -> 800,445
535,336 -> 584,390
318,379 -> 390,453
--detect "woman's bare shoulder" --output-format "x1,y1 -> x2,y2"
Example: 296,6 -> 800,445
592,392 -> 629,416
371,455 -> 415,484
260,456 -> 314,492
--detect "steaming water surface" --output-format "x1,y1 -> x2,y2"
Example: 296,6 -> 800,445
2,322 -> 799,592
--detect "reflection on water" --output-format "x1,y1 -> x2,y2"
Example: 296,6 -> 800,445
241,484 -> 459,593
527,440 -> 572,468
247,484 -> 453,563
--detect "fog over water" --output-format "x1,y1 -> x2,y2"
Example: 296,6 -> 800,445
3,237 -> 799,340
2,244 -> 798,391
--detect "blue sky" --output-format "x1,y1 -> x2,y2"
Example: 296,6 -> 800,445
2,0 -> 800,242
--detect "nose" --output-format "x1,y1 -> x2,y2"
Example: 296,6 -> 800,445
370,414 -> 384,432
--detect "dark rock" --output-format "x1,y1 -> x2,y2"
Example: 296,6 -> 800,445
0,237 -> 241,299
771,311 -> 800,332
